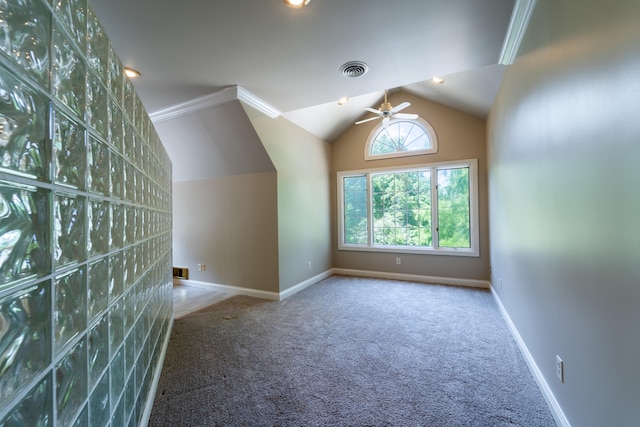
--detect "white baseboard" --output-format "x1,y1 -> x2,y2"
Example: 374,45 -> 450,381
173,278 -> 280,300
491,287 -> 571,427
140,314 -> 174,427
331,268 -> 491,289
279,270 -> 333,300
172,270 -> 334,301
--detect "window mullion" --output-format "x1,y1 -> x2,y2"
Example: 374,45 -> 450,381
431,168 -> 439,249
367,173 -> 373,247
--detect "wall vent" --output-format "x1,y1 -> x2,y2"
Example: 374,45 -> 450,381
173,267 -> 189,279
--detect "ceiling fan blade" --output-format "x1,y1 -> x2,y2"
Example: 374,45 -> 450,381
363,107 -> 382,115
391,101 -> 411,114
355,116 -> 381,125
394,113 -> 419,120
382,117 -> 390,127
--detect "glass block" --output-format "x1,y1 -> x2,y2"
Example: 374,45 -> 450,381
110,346 -> 125,404
123,247 -> 135,289
86,8 -> 108,84
135,200 -> 143,240
141,143 -> 149,176
90,368 -> 110,426
53,193 -> 85,268
111,391 -> 125,427
109,251 -> 124,300
123,79 -> 134,124
109,101 -> 123,153
110,151 -> 124,200
134,95 -> 143,136
124,123 -> 135,162
124,205 -> 135,246
54,0 -> 86,50
88,315 -> 109,390
110,203 -> 124,249
52,108 -> 85,189
52,24 -> 86,119
0,373 -> 52,427
88,199 -> 110,256
0,282 -> 50,402
86,74 -> 108,139
0,67 -> 49,180
87,136 -> 110,196
124,368 -> 136,424
71,404 -> 88,427
124,161 -> 136,203
108,43 -> 123,104
56,337 -> 87,427
54,267 -> 86,350
88,258 -> 108,320
0,0 -> 51,86
125,331 -> 135,378
109,299 -> 124,354
0,182 -> 50,287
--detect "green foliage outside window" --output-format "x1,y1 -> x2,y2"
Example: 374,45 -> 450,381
341,165 -> 472,251
437,168 -> 470,248
371,171 -> 431,246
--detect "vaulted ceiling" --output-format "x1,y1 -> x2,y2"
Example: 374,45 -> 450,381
91,0 -> 522,180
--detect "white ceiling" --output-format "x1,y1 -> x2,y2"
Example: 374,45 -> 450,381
91,0 -> 516,144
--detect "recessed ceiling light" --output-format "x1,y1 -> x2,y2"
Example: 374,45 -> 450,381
283,0 -> 310,8
431,76 -> 444,84
338,97 -> 349,105
124,67 -> 141,78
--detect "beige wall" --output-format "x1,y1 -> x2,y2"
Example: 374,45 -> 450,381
488,1 -> 640,425
173,173 -> 279,292
244,105 -> 333,292
331,91 -> 490,282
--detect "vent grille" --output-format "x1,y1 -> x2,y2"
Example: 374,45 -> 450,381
339,61 -> 369,78
173,267 -> 189,279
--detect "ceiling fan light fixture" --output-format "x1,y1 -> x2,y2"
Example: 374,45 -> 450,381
124,67 -> 141,78
431,76 -> 444,84
283,0 -> 310,8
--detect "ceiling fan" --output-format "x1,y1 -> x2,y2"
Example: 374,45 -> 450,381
355,90 -> 418,126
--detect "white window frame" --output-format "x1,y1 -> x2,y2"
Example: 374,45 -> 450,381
364,118 -> 438,161
337,159 -> 479,257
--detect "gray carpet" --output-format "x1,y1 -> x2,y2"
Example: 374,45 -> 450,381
149,276 -> 556,426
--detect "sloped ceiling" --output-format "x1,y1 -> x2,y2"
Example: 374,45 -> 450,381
90,0 -> 526,180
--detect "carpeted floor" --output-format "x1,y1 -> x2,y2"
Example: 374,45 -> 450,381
149,276 -> 556,426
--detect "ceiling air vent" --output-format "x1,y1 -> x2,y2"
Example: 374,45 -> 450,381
339,61 -> 369,78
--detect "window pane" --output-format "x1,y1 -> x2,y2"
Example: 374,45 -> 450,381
343,176 -> 367,244
437,168 -> 470,248
369,120 -> 435,157
372,171 -> 431,247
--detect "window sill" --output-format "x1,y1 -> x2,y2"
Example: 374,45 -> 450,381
338,244 -> 479,257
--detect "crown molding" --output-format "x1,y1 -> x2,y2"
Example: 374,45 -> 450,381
498,0 -> 537,65
237,86 -> 281,119
149,86 -> 281,122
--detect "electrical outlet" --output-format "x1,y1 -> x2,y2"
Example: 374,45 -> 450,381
499,278 -> 503,290
396,257 -> 401,265
197,264 -> 201,271
556,355 -> 564,383
308,261 -> 312,270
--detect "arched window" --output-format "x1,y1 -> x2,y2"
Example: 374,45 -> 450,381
365,118 -> 437,160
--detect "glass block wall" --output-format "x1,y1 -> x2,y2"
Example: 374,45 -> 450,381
0,0 -> 173,426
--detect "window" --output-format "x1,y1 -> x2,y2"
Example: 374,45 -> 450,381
338,159 -> 478,256
365,119 -> 437,160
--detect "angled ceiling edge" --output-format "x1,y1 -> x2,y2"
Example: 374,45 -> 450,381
149,85 -> 281,123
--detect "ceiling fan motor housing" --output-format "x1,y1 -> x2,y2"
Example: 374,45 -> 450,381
379,102 -> 393,116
